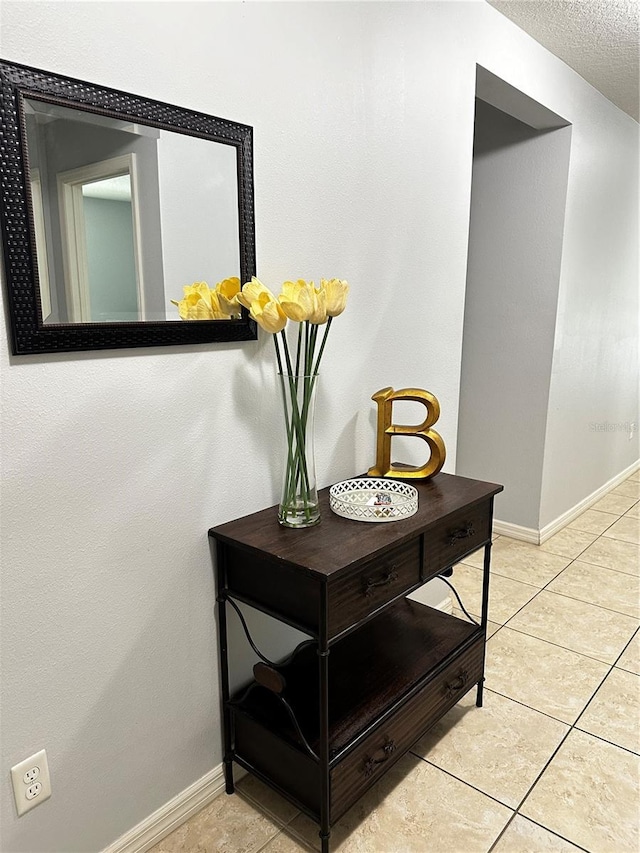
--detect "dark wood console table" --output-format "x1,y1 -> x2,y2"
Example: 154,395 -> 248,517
209,472 -> 503,852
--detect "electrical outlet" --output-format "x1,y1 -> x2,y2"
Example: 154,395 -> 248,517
10,750 -> 51,816
26,782 -> 43,799
24,766 -> 40,784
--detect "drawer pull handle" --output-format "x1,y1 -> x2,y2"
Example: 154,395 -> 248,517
363,739 -> 396,777
445,669 -> 469,696
363,569 -> 398,596
448,523 -> 475,545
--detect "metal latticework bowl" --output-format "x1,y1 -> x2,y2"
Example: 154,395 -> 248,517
329,478 -> 418,523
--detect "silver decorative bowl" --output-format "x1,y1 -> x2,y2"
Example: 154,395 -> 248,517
329,478 -> 419,523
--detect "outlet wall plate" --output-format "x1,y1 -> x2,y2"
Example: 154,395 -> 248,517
10,749 -> 51,816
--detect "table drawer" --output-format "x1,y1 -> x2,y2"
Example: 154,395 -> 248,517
423,499 -> 492,576
327,539 -> 421,638
330,636 -> 484,821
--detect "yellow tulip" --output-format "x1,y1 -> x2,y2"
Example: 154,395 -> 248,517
170,282 -> 228,320
250,291 -> 287,333
309,285 -> 328,325
237,277 -> 276,310
182,281 -> 211,309
215,276 -> 242,316
209,290 -> 228,318
170,293 -> 196,319
188,296 -> 216,320
321,278 -> 349,317
279,279 -> 315,322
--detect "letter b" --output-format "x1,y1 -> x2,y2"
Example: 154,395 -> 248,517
368,387 -> 446,480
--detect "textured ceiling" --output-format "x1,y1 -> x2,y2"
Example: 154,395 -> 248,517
487,0 -> 639,121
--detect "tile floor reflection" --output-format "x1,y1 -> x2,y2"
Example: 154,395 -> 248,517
150,473 -> 640,853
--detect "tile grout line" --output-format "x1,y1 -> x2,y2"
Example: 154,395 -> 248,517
505,719 -> 600,843
235,787 -> 306,851
570,558 -> 640,579
452,557 -> 629,669
410,662 -> 633,852
487,811 -> 592,853
487,520 -> 640,849
254,824 -> 317,853
408,750 -> 519,813
525,584 -> 640,621
571,725 -> 640,758
503,647 -> 632,755
487,725 -> 575,849
496,622 -> 636,668
482,685 -> 587,727
495,527 -> 639,728
492,531 -> 639,659
486,812 -> 520,853
571,626 -> 640,735
568,508 -> 623,536
445,511 -> 639,851
601,530 -> 640,546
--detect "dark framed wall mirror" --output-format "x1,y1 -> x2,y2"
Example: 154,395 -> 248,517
0,59 -> 257,354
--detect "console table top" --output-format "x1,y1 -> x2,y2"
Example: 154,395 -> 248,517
209,472 -> 502,577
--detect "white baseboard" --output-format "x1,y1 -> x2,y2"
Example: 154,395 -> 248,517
103,765 -> 228,853
493,458 -> 640,545
538,459 -> 640,543
492,519 -> 539,544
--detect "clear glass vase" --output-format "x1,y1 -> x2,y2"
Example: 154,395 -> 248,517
278,372 -> 320,528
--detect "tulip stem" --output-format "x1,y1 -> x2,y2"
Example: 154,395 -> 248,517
277,314 -> 335,525
294,322 -> 303,377
281,373 -> 314,520
312,317 -> 332,377
279,329 -> 295,377
278,322 -> 325,524
273,334 -> 284,376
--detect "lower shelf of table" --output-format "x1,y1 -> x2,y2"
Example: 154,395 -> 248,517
229,601 -> 485,824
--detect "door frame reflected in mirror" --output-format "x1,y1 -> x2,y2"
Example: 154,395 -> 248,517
57,153 -> 143,324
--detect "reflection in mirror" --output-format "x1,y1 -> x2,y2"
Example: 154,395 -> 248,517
0,59 -> 256,354
58,154 -> 140,322
81,171 -> 138,323
23,97 -> 240,324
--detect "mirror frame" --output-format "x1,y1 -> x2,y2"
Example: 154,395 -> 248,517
0,59 -> 257,354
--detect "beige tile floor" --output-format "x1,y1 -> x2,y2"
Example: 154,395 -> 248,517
151,472 -> 640,853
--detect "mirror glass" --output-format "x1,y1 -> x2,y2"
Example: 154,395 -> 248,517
0,59 -> 256,354
23,97 -> 240,324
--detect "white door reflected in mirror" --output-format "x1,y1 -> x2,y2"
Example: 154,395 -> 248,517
83,173 -> 140,322
58,155 -> 143,323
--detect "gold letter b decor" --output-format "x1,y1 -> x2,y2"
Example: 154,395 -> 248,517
368,387 -> 446,480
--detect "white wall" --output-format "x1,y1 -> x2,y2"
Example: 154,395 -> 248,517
539,109 -> 639,527
158,133 -> 239,315
0,2 -> 637,851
